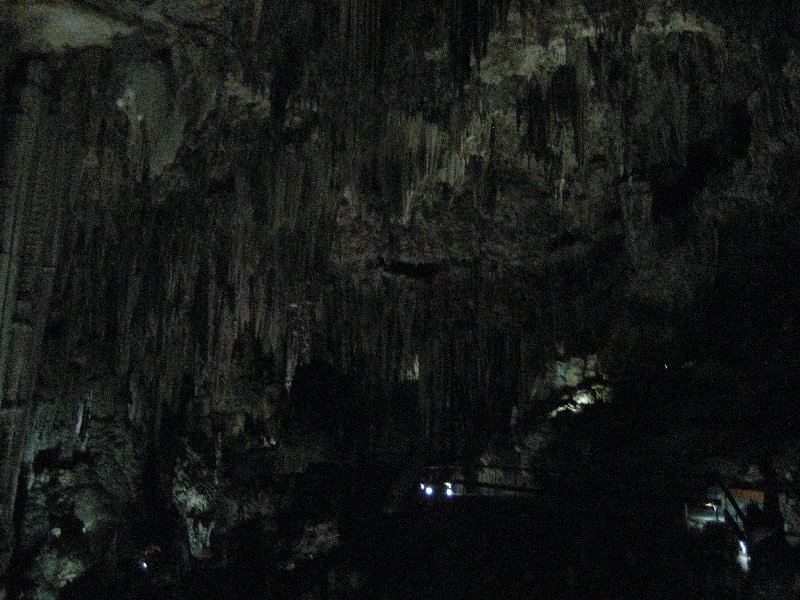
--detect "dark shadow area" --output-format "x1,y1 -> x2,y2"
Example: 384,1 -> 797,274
650,101 -> 752,223
383,259 -> 440,280
288,361 -> 355,435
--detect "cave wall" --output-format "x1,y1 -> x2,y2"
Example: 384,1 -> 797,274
1,0 -> 800,584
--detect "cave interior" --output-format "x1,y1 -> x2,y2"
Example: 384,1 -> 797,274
1,0 -> 800,598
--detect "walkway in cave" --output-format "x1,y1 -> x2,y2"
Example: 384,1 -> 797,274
345,494 -> 745,600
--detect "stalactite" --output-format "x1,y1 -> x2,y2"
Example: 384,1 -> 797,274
476,116 -> 498,212
446,0 -> 514,85
351,109 -> 450,222
316,266 -> 534,458
522,77 -> 547,157
1,5 -> 794,594
570,36 -> 590,169
0,62 -> 49,410
1,0 -> 776,461
285,301 -> 312,394
340,0 -> 387,80
251,0 -> 264,43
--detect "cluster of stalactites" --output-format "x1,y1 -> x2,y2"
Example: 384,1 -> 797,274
317,275 -> 536,456
339,0 -> 390,80
447,0 -> 517,84
337,0 -> 522,84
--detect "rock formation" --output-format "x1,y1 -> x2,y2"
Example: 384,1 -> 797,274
1,0 -> 799,596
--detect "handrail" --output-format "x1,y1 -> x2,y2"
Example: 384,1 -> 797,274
436,479 -> 724,504
421,465 -> 764,532
724,508 -> 747,541
716,476 -> 749,538
425,463 -> 734,486
430,462 -> 711,475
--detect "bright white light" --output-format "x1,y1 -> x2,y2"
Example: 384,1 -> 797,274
446,488 -> 454,497
737,540 -> 750,572
425,486 -> 434,496
420,483 -> 425,490
140,561 -> 148,570
445,482 -> 452,488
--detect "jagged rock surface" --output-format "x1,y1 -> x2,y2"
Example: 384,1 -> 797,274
1,0 -> 799,593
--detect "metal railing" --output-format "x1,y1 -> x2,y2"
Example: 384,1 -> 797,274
422,462 -> 756,541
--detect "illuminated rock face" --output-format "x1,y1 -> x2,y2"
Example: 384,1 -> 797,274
1,0 -> 800,587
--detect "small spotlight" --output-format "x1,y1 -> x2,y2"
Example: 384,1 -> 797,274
420,483 -> 425,490
739,540 -> 748,554
425,486 -> 434,496
446,488 -> 454,497
140,561 -> 148,571
445,482 -> 452,488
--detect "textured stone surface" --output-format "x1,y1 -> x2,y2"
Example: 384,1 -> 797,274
1,0 -> 799,592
